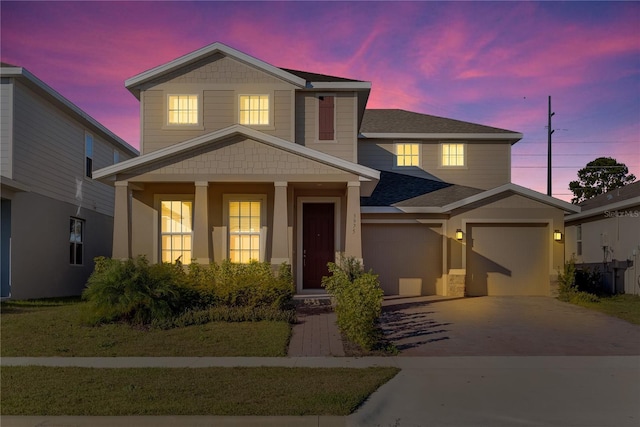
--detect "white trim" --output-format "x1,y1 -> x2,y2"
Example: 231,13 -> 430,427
93,124 -> 380,181
155,194 -> 195,265
296,197 -> 341,294
439,142 -> 467,168
125,42 -> 307,91
223,194 -> 268,263
237,93 -> 273,128
0,66 -> 138,156
565,196 -> 640,221
164,92 -> 204,129
308,82 -> 372,90
360,132 -> 523,142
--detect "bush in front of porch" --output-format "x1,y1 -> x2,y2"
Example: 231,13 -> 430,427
82,256 -> 295,327
322,256 -> 384,351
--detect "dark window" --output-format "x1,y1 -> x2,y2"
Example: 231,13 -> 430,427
70,218 -> 84,265
85,134 -> 93,178
318,96 -> 334,140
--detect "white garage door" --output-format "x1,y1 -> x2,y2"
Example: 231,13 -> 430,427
362,223 -> 442,295
467,224 -> 549,296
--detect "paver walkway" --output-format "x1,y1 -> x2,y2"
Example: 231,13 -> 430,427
288,306 -> 345,356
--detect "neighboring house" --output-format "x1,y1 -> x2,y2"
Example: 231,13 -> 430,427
94,42 -> 579,298
565,182 -> 640,295
0,64 -> 138,299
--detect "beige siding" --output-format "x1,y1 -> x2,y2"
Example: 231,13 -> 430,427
132,137 -> 350,179
359,139 -> 511,189
1,78 -> 13,178
140,54 -> 295,153
11,80 -> 133,217
296,92 -> 357,162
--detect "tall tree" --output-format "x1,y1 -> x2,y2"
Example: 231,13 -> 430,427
569,157 -> 636,204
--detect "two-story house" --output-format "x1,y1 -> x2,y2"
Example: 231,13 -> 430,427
94,42 -> 579,297
1,64 -> 138,299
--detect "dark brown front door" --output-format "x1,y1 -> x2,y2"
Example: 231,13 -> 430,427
302,203 -> 335,289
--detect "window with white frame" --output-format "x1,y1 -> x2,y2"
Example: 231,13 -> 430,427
69,218 -> 84,265
85,133 -> 93,178
228,200 -> 262,263
576,225 -> 582,256
167,95 -> 199,125
239,95 -> 269,125
395,143 -> 420,167
160,200 -> 193,264
441,143 -> 465,166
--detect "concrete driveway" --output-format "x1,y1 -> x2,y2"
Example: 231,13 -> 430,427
380,296 -> 640,356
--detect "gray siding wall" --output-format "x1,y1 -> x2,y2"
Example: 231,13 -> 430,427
140,55 -> 295,153
9,191 -> 113,299
1,78 -> 13,178
358,139 -> 511,189
11,80 -> 134,216
295,92 -> 358,163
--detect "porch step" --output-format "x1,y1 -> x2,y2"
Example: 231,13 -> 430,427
292,294 -> 333,309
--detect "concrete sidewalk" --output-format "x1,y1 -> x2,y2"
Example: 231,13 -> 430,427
3,356 -> 639,427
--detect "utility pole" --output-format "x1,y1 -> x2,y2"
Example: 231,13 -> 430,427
547,96 -> 555,197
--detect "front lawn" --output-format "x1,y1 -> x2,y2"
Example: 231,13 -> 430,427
0,299 -> 291,357
0,366 -> 400,415
568,294 -> 640,325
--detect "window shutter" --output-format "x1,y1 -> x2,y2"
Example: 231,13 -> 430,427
318,96 -> 334,140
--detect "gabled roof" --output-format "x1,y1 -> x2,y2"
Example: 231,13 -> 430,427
93,124 -> 380,182
0,65 -> 138,156
361,173 -> 579,214
566,181 -> 640,222
360,109 -> 522,143
125,42 -> 372,98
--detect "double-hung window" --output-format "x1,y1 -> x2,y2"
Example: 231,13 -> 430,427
239,95 -> 269,125
228,200 -> 262,263
441,143 -> 465,167
160,200 -> 193,264
395,143 -> 420,167
168,95 -> 199,125
576,225 -> 582,256
70,218 -> 84,265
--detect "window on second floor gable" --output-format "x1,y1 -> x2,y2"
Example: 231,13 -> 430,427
239,95 -> 269,125
395,143 -> 420,167
168,95 -> 199,125
441,143 -> 465,167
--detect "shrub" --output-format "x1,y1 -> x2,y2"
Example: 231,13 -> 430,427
82,256 -> 187,325
575,267 -> 604,295
322,256 -> 384,351
557,258 -> 600,304
152,306 -> 297,329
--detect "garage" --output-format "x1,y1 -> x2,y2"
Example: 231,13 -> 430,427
466,223 -> 549,296
362,223 -> 442,295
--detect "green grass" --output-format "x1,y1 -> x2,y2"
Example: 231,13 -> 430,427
0,366 -> 400,415
1,299 -> 291,356
568,294 -> 640,324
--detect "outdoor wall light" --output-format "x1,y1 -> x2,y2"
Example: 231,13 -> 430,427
456,229 -> 463,240
553,230 -> 563,241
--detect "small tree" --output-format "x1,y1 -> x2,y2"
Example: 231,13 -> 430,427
569,157 -> 636,204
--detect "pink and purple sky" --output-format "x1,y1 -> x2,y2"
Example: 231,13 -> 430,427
1,1 -> 638,201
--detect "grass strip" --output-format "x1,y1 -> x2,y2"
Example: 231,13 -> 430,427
1,366 -> 400,416
1,300 -> 291,357
568,294 -> 640,324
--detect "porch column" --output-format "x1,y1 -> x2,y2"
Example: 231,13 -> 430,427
344,181 -> 362,260
112,181 -> 131,260
271,181 -> 290,265
193,181 -> 210,264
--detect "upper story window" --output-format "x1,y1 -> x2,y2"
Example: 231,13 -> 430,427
113,149 -> 120,164
576,225 -> 582,256
441,143 -> 465,167
85,133 -> 93,178
318,95 -> 335,141
160,199 -> 193,264
395,143 -> 420,167
239,95 -> 269,125
168,95 -> 199,125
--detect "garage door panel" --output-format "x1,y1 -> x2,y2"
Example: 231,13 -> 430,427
362,224 -> 442,295
467,224 -> 548,296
